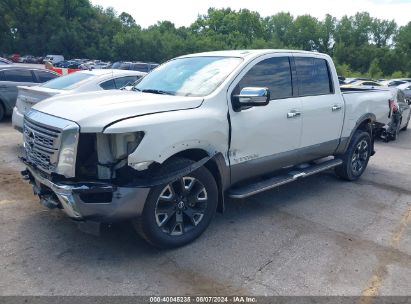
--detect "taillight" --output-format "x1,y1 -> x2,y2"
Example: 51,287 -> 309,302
389,99 -> 398,112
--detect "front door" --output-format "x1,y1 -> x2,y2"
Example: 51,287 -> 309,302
227,54 -> 303,183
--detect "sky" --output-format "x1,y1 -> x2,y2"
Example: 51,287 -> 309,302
91,0 -> 411,28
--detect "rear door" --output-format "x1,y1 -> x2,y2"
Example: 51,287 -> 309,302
0,69 -> 37,112
293,55 -> 343,154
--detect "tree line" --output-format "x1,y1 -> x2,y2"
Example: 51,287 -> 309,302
1,0 -> 410,78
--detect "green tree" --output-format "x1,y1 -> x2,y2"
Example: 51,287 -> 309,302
368,59 -> 383,79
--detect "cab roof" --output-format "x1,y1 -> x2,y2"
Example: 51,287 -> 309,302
179,49 -> 323,59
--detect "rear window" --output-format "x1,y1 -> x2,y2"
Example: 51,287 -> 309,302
100,79 -> 116,90
114,76 -> 139,88
295,57 -> 333,96
42,72 -> 93,90
35,70 -> 58,83
3,69 -> 35,82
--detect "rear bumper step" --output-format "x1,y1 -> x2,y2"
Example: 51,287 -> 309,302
228,158 -> 343,199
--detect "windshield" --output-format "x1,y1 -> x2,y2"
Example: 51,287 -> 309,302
134,56 -> 242,97
41,72 -> 93,90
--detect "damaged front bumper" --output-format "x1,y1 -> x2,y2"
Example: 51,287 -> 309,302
22,164 -> 150,222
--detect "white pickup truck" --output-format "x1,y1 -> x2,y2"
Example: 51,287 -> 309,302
21,50 -> 392,248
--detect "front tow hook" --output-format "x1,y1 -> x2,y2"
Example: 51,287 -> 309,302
21,169 -> 30,180
39,194 -> 60,209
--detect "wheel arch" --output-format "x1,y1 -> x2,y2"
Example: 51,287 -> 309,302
165,149 -> 230,213
336,113 -> 376,155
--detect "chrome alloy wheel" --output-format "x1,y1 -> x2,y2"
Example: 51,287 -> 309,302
351,139 -> 369,174
154,177 -> 208,236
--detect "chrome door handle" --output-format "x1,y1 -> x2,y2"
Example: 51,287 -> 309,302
332,105 -> 342,111
287,111 -> 301,118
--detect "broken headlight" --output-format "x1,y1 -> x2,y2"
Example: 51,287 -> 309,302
106,132 -> 145,160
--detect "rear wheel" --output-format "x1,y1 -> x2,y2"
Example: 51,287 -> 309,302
391,120 -> 401,140
133,158 -> 218,248
335,131 -> 371,181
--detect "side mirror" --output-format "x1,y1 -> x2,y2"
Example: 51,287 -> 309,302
233,87 -> 270,111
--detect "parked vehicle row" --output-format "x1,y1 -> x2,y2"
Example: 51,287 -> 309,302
340,76 -> 411,142
18,55 -> 44,64
110,61 -> 159,72
341,77 -> 411,89
3,53 -> 160,72
0,65 -> 59,121
398,83 -> 411,102
340,80 -> 382,88
19,49 -> 395,248
12,69 -> 146,130
0,57 -> 13,65
380,88 -> 411,141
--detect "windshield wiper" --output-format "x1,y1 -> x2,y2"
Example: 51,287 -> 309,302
140,89 -> 175,95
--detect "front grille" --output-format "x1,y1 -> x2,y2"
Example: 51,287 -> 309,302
23,117 -> 62,173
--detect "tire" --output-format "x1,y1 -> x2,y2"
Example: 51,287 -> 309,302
335,131 -> 371,181
133,157 -> 218,249
0,103 -> 4,122
391,120 -> 401,140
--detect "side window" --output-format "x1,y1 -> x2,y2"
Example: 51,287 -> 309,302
114,76 -> 139,89
397,90 -> 405,103
100,79 -> 116,90
295,57 -> 333,96
35,70 -> 58,83
3,69 -> 35,82
235,56 -> 293,100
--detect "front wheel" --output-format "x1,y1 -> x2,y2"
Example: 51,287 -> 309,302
133,158 -> 218,248
335,131 -> 371,181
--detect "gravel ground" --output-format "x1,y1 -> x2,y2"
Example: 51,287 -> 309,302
0,118 -> 410,297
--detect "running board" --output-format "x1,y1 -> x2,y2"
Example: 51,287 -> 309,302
228,158 -> 343,199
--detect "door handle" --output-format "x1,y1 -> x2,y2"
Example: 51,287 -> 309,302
332,105 -> 342,111
287,110 -> 301,118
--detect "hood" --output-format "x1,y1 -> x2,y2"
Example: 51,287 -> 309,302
32,90 -> 204,132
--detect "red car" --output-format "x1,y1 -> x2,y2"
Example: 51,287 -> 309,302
9,54 -> 20,63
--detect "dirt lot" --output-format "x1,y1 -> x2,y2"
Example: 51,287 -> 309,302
0,118 -> 410,296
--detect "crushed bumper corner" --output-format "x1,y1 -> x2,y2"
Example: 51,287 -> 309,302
22,165 -> 151,222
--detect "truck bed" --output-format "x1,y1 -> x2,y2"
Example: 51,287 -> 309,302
341,87 -> 392,125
